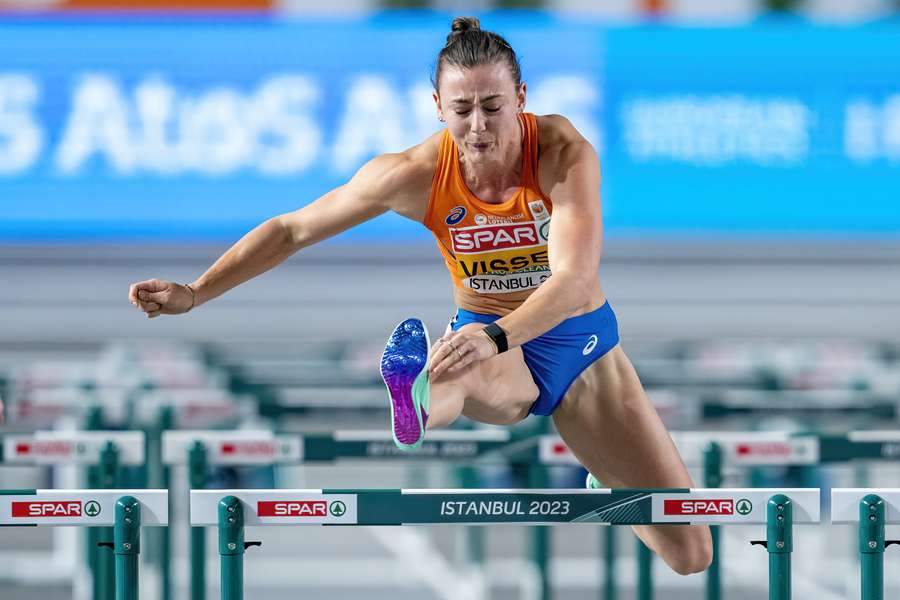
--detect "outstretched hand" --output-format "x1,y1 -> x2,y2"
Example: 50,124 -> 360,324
128,279 -> 194,319
428,327 -> 498,379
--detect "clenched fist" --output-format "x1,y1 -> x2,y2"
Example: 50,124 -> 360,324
128,279 -> 195,319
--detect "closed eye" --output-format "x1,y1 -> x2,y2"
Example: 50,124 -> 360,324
454,107 -> 500,116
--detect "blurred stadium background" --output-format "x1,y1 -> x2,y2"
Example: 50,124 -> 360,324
1,0 -> 899,598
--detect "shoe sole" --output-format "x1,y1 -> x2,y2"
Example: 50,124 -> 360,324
379,318 -> 430,450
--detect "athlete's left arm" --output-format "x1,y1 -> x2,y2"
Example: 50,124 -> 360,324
429,116 -> 601,377
494,121 -> 602,347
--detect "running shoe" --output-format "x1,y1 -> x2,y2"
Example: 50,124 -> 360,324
380,318 -> 431,451
586,472 -> 602,489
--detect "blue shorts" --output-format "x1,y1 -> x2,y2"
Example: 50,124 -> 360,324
450,301 -> 620,416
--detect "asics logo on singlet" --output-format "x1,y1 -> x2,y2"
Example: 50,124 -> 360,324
445,206 -> 467,225
582,335 -> 599,356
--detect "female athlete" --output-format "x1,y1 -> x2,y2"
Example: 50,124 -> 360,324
129,17 -> 712,575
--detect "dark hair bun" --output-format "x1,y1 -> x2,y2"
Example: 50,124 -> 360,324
447,16 -> 480,43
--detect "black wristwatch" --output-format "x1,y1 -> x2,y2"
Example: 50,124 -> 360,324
483,323 -> 509,354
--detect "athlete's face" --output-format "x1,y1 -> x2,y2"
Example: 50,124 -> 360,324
434,62 -> 526,162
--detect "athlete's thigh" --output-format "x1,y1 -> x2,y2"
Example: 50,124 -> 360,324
551,344 -> 692,488
552,345 -> 710,573
450,324 -> 538,425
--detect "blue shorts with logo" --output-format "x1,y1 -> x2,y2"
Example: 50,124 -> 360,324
450,301 -> 620,416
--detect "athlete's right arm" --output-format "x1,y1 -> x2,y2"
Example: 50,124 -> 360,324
128,147 -> 435,318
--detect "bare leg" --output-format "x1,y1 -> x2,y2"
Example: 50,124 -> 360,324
425,373 -> 466,429
426,323 -> 539,428
552,345 -> 713,576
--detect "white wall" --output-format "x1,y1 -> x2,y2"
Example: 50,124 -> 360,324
3,241 -> 898,345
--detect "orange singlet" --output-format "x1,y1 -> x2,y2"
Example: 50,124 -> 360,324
424,113 -> 553,316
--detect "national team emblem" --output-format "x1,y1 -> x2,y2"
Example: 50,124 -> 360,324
474,214 -> 487,225
528,200 -> 549,220
445,206 -> 466,225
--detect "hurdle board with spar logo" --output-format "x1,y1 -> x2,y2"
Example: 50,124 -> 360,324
0,489 -> 167,525
191,488 -> 819,526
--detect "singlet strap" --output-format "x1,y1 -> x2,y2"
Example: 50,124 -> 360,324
519,113 -> 541,190
424,129 -> 456,230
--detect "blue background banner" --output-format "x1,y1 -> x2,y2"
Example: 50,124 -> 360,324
0,15 -> 898,241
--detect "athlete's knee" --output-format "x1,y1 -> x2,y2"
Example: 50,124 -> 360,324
488,402 -> 529,425
462,396 -> 530,426
662,526 -> 713,576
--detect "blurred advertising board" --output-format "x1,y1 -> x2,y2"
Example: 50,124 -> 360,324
0,0 -> 272,11
0,15 -> 898,242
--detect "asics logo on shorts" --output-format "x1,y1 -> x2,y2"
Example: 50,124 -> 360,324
582,334 -> 598,356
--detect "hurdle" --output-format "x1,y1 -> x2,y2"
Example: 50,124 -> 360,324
543,430 -> 900,600
168,427 -> 900,600
5,364 -> 247,600
832,489 -> 900,600
6,383 -> 251,428
0,489 -> 168,600
136,392 -> 254,600
0,430 -> 145,600
190,487 -> 819,600
169,428 -> 900,600
700,390 -> 898,422
162,428 -> 518,600
0,430 -> 145,466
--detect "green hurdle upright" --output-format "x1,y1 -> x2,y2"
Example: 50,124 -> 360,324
218,496 -> 245,600
217,496 -> 262,600
190,487 -> 819,600
189,440 -> 209,600
93,442 -> 121,600
756,494 -> 792,600
860,495 -> 885,600
704,442 -> 723,600
832,489 -> 900,600
110,496 -> 142,600
0,489 -> 168,600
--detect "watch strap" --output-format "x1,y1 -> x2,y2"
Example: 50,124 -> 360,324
483,323 -> 509,354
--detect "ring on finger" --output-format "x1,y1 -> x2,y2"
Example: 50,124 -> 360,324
445,340 -> 464,360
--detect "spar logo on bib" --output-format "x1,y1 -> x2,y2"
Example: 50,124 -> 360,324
448,211 -> 552,294
445,206 -> 466,225
450,223 -> 542,254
